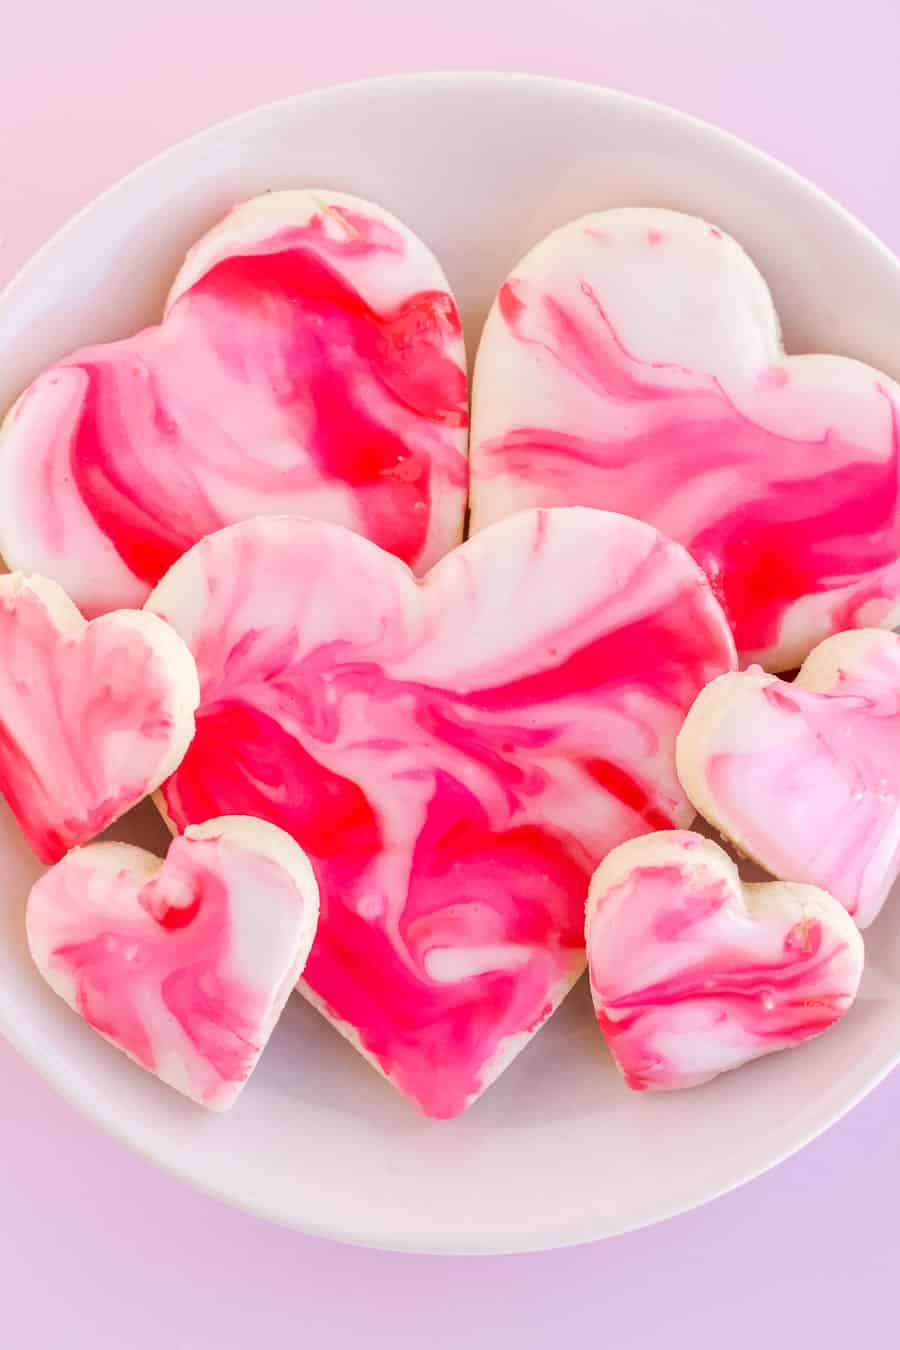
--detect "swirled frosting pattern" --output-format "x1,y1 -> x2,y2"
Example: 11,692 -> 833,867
677,629 -> 900,928
0,573 -> 198,863
471,208 -> 900,671
587,831 -> 864,1090
145,507 -> 735,1116
0,191 -> 468,615
26,817 -> 319,1109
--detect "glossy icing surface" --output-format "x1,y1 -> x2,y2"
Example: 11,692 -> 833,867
26,817 -> 319,1109
677,628 -> 900,928
0,573 -> 198,863
146,508 -> 735,1117
470,207 -> 900,671
587,831 -> 864,1090
0,191 -> 468,616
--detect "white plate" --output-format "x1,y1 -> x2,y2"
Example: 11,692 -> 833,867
2,72 -> 900,1255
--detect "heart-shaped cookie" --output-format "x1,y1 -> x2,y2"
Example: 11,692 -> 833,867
0,190 -> 469,616
586,831 -> 863,1090
0,572 -> 198,863
27,816 -> 319,1109
470,207 -> 900,671
145,507 -> 735,1117
677,628 -> 900,929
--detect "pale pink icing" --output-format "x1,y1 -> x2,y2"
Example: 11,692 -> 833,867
587,832 -> 863,1090
26,818 -> 319,1109
0,191 -> 468,616
470,208 -> 900,671
679,630 -> 900,928
0,574 -> 197,864
145,508 -> 735,1117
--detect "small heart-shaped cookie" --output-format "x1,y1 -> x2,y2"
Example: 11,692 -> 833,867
0,573 -> 198,863
676,628 -> 900,929
26,816 -> 319,1109
470,207 -> 900,671
0,190 -> 468,616
587,831 -> 863,1090
146,507 -> 735,1117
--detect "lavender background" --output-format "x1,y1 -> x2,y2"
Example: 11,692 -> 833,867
3,1 -> 900,1344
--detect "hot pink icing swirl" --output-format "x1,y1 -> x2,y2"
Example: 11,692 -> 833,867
0,191 -> 468,616
0,573 -> 198,863
146,508 -> 735,1117
470,208 -> 900,671
26,817 -> 319,1109
677,628 -> 900,928
587,831 -> 863,1090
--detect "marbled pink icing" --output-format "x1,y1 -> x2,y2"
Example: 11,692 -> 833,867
677,629 -> 900,928
145,507 -> 735,1117
0,191 -> 468,616
587,832 -> 863,1090
470,208 -> 900,671
0,574 -> 197,864
26,817 -> 319,1109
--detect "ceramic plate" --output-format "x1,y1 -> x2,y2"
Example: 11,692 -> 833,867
2,72 -> 899,1253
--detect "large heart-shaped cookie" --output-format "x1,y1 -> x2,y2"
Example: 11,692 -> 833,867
145,507 -> 735,1117
27,817 -> 319,1109
0,572 -> 198,863
677,628 -> 900,929
0,190 -> 468,616
586,831 -> 863,1090
470,207 -> 900,671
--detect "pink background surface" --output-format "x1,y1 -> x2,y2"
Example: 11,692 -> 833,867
3,1 -> 900,1344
